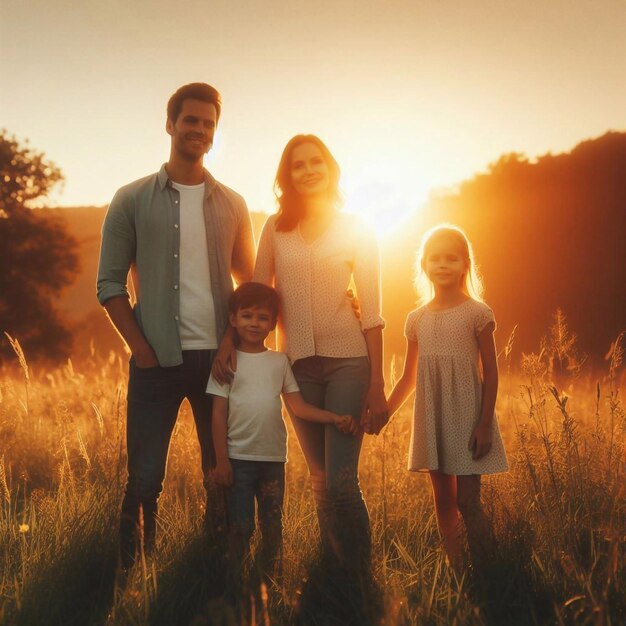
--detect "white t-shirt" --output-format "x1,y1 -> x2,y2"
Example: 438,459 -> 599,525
172,181 -> 218,350
206,349 -> 300,462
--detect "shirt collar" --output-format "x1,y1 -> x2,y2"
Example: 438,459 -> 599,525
157,163 -> 217,197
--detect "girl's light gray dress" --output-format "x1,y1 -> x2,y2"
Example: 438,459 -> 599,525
404,299 -> 508,475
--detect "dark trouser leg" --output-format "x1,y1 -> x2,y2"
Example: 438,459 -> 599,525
256,462 -> 285,580
227,459 -> 258,593
186,350 -> 226,536
122,360 -> 183,568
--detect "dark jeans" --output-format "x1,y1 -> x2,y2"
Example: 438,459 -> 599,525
227,459 -> 285,581
120,350 -> 219,566
290,356 -> 371,567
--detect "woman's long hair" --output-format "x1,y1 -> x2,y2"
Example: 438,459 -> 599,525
414,224 -> 484,305
274,134 -> 342,231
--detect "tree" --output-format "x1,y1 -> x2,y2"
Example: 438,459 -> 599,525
0,131 -> 79,362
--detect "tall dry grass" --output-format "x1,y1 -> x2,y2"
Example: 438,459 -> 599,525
0,316 -> 624,625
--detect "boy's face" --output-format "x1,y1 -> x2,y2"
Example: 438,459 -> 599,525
229,305 -> 276,350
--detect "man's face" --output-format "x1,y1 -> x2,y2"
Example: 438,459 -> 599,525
166,99 -> 217,163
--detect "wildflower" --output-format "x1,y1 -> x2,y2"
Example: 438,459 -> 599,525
19,524 -> 29,534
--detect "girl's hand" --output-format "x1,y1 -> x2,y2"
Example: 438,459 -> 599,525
361,384 -> 389,435
212,335 -> 237,385
334,414 -> 359,435
468,422 -> 492,460
213,459 -> 233,487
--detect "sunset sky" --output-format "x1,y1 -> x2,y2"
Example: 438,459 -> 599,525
2,0 -> 625,229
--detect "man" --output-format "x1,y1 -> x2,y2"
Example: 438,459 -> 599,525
97,83 -> 255,568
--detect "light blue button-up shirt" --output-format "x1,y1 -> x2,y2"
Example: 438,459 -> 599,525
97,164 -> 255,366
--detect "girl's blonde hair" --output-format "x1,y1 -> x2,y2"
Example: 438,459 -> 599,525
415,223 -> 484,305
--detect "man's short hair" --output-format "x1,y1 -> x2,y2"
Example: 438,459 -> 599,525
167,83 -> 222,123
228,283 -> 280,320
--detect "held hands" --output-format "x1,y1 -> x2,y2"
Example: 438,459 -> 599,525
361,383 -> 389,435
213,459 -> 233,488
333,413 -> 359,436
468,421 -> 493,460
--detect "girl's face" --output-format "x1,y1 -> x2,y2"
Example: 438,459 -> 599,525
423,238 -> 468,292
290,142 -> 330,197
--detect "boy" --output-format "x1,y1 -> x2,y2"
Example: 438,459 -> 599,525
206,282 -> 356,582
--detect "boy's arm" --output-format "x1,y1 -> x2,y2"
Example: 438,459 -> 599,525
211,395 -> 233,487
386,339 -> 418,418
282,391 -> 357,434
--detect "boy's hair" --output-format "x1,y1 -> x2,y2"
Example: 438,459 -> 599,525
228,282 -> 280,319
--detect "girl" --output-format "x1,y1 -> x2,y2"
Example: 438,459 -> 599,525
386,224 -> 508,567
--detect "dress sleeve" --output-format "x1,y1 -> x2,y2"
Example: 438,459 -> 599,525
352,217 -> 385,331
474,303 -> 496,336
282,358 -> 300,394
253,216 -> 275,287
206,372 -> 230,398
404,310 -> 419,343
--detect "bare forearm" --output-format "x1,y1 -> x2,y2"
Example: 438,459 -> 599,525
299,404 -> 338,424
103,296 -> 152,354
387,376 -> 415,418
284,393 -> 336,424
364,326 -> 385,387
386,339 -> 418,418
211,403 -> 230,463
479,371 -> 498,427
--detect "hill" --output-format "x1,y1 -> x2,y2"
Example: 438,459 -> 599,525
418,131 -> 626,361
51,131 -> 625,363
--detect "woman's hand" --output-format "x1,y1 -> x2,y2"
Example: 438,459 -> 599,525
468,421 -> 493,460
361,383 -> 389,435
212,332 -> 237,384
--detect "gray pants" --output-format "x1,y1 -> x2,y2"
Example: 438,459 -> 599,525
291,356 -> 371,567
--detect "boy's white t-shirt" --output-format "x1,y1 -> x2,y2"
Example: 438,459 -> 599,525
172,181 -> 218,350
206,349 -> 300,462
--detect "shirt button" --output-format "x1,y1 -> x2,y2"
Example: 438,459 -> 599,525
174,253 -> 179,259
174,200 -> 179,204
174,315 -> 179,321
174,284 -> 179,290
174,223 -> 179,229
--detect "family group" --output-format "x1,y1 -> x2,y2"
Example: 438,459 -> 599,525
96,82 -> 508,591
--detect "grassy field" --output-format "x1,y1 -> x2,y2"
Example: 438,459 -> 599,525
0,319 -> 624,625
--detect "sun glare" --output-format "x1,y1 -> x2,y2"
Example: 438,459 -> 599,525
342,157 -> 444,237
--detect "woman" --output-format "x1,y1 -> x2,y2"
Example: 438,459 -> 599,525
215,134 -> 387,567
